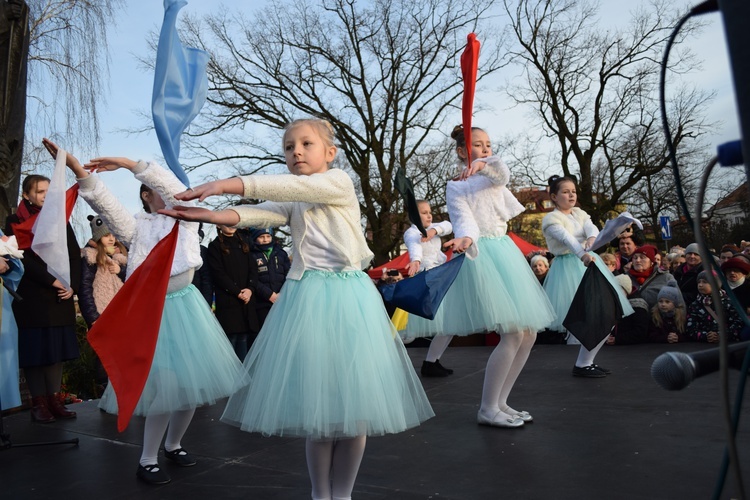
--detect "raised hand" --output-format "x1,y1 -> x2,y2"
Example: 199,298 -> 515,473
84,157 -> 138,174
42,138 -> 87,177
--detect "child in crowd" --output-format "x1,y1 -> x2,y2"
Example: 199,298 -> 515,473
207,224 -> 260,360
159,118 -> 433,500
440,125 -> 554,428
648,282 -> 688,343
79,215 -> 128,393
542,175 -> 633,376
5,174 -> 81,422
686,270 -> 744,343
42,138 -> 248,486
600,253 -> 617,274
248,227 -> 290,328
398,199 -> 454,376
79,215 -> 128,327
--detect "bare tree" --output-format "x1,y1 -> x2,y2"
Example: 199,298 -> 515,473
178,0 -> 505,264
502,0 -> 714,224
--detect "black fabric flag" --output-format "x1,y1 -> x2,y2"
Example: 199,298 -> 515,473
563,264 -> 624,351
395,166 -> 427,237
379,254 -> 466,320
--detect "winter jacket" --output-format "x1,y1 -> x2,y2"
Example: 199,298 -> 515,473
78,247 -> 127,327
4,216 -> 81,328
250,242 -> 290,305
674,262 -> 704,306
207,234 -> 260,335
686,291 -> 743,342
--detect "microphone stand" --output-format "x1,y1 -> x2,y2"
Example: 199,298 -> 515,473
0,393 -> 79,450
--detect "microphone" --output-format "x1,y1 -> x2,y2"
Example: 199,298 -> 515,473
651,341 -> 750,390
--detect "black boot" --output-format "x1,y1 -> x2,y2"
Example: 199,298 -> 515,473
421,360 -> 451,377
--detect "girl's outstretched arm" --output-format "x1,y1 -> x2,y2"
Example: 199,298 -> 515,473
84,157 -> 139,173
158,206 -> 240,226
174,178 -> 245,202
42,138 -> 88,178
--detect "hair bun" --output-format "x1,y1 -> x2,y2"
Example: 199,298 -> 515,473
450,125 -> 463,140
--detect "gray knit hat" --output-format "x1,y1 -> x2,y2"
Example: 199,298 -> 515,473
657,280 -> 684,307
88,214 -> 111,242
685,243 -> 700,255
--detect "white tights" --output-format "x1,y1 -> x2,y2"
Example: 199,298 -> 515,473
574,334 -> 608,368
479,329 -> 536,417
425,335 -> 453,363
306,435 -> 367,500
139,407 -> 196,467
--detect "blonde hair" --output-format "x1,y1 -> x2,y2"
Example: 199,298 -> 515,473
283,118 -> 337,149
600,253 -> 617,267
95,238 -> 128,268
651,302 -> 686,333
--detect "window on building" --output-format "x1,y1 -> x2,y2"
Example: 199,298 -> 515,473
542,200 -> 554,209
526,202 -> 536,211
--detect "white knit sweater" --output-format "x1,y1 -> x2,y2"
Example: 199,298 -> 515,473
541,208 -> 599,257
230,168 -> 374,280
77,161 -> 202,281
446,155 -> 525,257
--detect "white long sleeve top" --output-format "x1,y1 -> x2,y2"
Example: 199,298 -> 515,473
541,208 -> 599,257
446,155 -> 525,257
404,221 -> 452,272
76,161 -> 202,281
230,168 -> 374,280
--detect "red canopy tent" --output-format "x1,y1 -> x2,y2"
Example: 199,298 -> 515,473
368,232 -> 544,280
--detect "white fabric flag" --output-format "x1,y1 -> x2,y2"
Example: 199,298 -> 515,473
588,212 -> 642,253
31,149 -> 70,288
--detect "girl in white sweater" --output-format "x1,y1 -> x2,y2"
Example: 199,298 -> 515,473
442,125 -> 555,428
160,118 -> 433,500
542,175 -> 633,377
42,139 -> 248,486
399,200 -> 455,377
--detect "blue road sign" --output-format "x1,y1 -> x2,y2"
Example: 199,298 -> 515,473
659,216 -> 672,240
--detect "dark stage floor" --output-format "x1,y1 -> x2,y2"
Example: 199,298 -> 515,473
1,342 -> 749,499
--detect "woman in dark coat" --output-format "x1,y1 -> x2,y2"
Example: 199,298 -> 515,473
207,224 -> 260,360
4,174 -> 82,422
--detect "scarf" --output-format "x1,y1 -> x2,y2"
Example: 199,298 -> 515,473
629,266 -> 654,285
15,199 -> 40,223
729,276 -> 745,289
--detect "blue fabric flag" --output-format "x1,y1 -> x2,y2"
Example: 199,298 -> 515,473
152,0 -> 209,187
379,254 -> 466,320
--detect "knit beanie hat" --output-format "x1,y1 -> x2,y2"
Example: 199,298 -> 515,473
615,274 -> 633,295
697,270 -> 720,287
88,215 -> 111,242
250,227 -> 272,241
657,280 -> 684,307
633,244 -> 658,263
685,243 -> 700,255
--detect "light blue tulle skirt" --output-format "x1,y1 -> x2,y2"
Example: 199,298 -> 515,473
438,236 -> 556,336
543,253 -> 634,334
0,292 -> 21,410
221,270 -> 434,439
98,285 -> 249,416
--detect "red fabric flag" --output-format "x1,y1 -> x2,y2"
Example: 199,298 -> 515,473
87,221 -> 180,432
460,33 -> 480,166
11,184 -> 79,250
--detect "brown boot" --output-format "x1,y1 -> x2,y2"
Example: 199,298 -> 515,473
47,393 -> 76,419
30,396 -> 55,423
